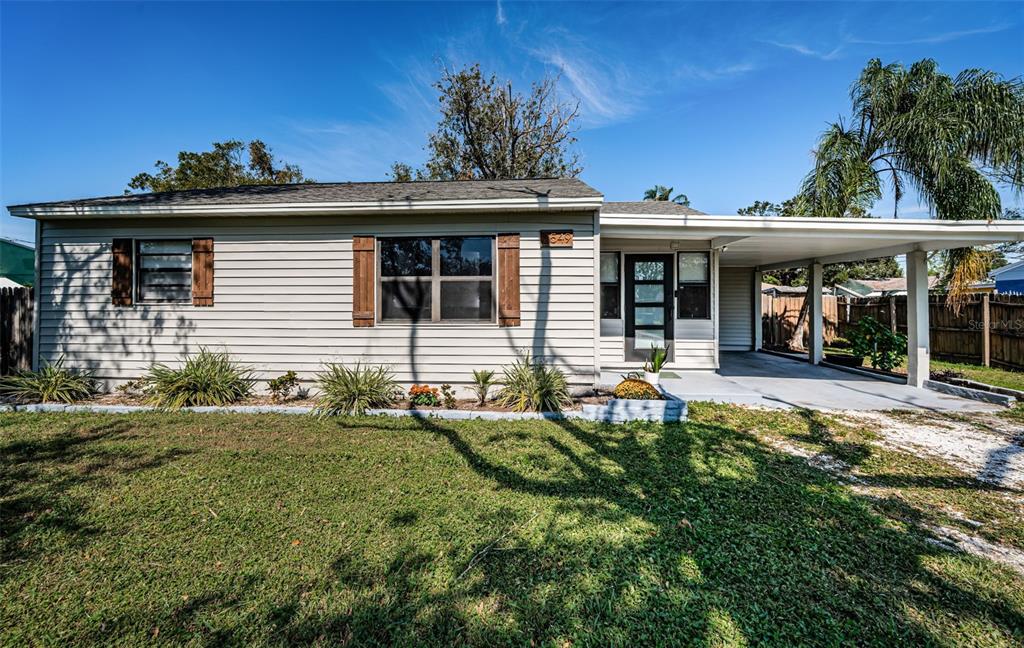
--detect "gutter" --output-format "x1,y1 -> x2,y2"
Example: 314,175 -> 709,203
8,196 -> 604,220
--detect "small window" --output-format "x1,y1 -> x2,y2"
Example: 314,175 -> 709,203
136,240 -> 191,303
379,236 -> 495,323
600,252 -> 620,319
676,252 -> 710,319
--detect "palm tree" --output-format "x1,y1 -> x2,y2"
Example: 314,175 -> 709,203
799,58 -> 1023,305
643,185 -> 690,206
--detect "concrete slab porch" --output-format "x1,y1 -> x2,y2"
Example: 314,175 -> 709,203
600,351 -> 1001,412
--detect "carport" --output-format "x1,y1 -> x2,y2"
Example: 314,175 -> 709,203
600,212 -> 1024,389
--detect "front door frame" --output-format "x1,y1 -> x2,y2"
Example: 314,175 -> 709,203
624,254 -> 675,362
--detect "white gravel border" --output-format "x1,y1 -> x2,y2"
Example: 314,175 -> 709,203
0,398 -> 687,423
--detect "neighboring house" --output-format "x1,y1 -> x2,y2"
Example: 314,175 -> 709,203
0,237 -> 35,287
761,283 -> 834,297
9,178 -> 1024,391
762,283 -> 807,297
989,260 -> 1024,294
834,276 -> 940,298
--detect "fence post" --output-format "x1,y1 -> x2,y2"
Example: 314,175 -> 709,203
888,296 -> 897,333
982,293 -> 991,367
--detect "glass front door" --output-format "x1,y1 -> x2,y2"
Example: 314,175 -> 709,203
624,255 -> 674,362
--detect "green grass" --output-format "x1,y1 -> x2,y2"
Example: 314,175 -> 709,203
825,346 -> 1024,392
925,361 -> 1024,392
719,406 -> 1024,552
2,407 -> 1023,646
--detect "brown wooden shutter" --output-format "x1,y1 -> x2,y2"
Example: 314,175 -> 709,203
352,236 -> 375,327
111,238 -> 133,306
498,233 -> 521,327
192,238 -> 214,306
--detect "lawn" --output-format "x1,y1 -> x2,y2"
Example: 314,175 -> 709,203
825,345 -> 1024,392
2,407 -> 1023,646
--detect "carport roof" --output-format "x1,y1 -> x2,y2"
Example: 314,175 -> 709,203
600,212 -> 1024,269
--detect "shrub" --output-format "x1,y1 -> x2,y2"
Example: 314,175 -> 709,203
644,345 -> 670,373
440,384 -> 457,409
0,356 -> 96,404
496,353 -> 573,413
315,363 -> 402,416
144,349 -> 255,408
409,384 -> 440,407
268,371 -> 300,402
471,369 -> 497,405
613,378 -> 662,400
847,316 -> 907,372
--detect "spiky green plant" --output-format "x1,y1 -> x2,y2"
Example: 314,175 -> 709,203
470,369 -> 497,405
144,349 -> 254,408
0,356 -> 96,404
313,363 -> 402,416
798,58 -> 1024,307
496,353 -> 573,413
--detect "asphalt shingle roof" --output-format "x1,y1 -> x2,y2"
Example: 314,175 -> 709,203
10,178 -> 601,209
602,201 -> 705,215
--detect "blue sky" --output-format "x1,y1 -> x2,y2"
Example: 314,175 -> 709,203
2,1 -> 1022,244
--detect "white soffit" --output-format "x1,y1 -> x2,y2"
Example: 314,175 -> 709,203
599,213 -> 1024,269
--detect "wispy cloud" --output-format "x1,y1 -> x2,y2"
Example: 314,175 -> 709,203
531,46 -> 640,125
495,0 -> 506,26
847,23 -> 1011,46
675,61 -> 758,81
276,119 -> 424,182
764,23 -> 1012,60
762,40 -> 845,61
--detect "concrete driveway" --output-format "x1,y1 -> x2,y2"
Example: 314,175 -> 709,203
608,352 -> 1001,412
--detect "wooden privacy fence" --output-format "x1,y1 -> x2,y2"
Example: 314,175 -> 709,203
1,286 -> 33,375
762,292 -> 1024,371
761,294 -> 840,349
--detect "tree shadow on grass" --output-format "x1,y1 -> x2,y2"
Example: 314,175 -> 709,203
11,412 -> 1023,646
0,417 -> 191,569
243,414 -> 1024,645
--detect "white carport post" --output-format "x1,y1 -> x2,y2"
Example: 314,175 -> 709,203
752,268 -> 763,351
808,262 -> 823,365
906,249 -> 930,388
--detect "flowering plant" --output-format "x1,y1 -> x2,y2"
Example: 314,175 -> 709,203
408,384 -> 441,407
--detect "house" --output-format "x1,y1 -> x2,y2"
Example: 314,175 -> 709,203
9,178 -> 1024,392
989,260 -> 1024,294
0,237 -> 35,287
834,276 -> 940,298
761,283 -> 808,297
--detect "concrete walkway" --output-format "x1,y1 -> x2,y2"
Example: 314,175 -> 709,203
603,352 -> 1001,412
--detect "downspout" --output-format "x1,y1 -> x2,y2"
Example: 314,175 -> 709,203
32,219 -> 42,371
592,207 -> 601,391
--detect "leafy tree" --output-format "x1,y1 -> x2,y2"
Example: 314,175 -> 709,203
643,185 -> 690,206
392,64 -> 581,181
388,162 -> 416,183
737,200 -> 780,217
798,58 -> 1024,305
128,140 -> 310,193
737,198 -> 806,218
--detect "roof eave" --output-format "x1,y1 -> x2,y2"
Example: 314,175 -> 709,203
599,213 -> 1024,241
8,196 -> 604,220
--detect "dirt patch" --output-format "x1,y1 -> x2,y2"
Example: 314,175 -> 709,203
759,428 -> 1024,576
839,411 -> 1024,489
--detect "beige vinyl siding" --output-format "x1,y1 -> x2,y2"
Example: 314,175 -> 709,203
719,266 -> 754,351
597,239 -> 717,370
38,212 -> 598,390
